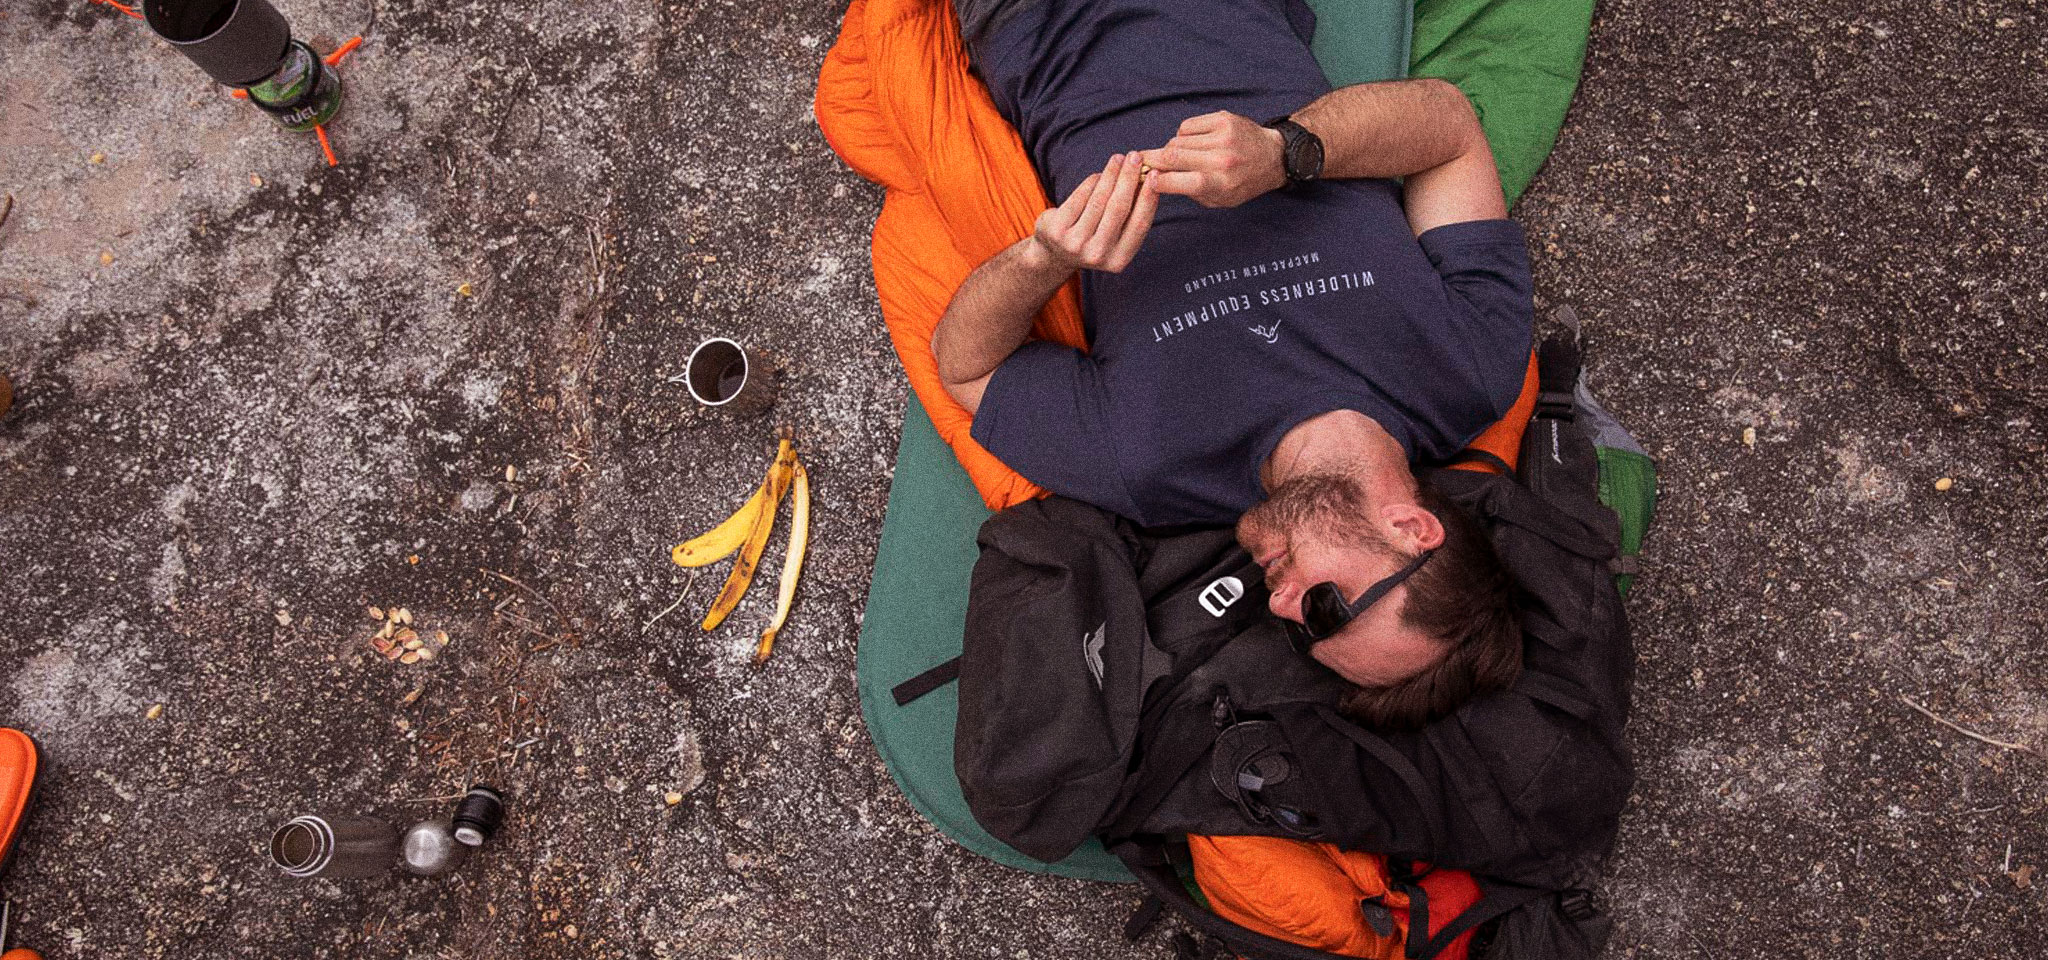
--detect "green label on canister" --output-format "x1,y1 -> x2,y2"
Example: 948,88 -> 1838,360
245,40 -> 342,132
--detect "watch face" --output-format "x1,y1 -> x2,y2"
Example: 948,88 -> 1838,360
1286,128 -> 1324,182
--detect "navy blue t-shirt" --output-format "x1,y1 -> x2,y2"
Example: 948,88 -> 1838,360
967,0 -> 1534,527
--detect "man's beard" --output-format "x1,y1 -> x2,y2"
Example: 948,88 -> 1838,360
1238,473 -> 1388,553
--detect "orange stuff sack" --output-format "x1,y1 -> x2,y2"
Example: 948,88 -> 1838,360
1190,836 -> 1485,960
0,728 -> 38,876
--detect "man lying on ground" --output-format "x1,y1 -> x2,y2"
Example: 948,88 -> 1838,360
933,0 -> 1533,726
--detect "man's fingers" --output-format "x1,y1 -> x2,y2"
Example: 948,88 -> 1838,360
1087,152 -> 1145,260
1140,140 -> 1218,172
1104,174 -> 1161,270
1149,169 -> 1208,198
1177,111 -> 1228,137
1070,155 -> 1123,240
1048,173 -> 1102,231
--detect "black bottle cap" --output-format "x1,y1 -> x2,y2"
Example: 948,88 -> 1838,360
144,0 -> 293,87
451,785 -> 505,847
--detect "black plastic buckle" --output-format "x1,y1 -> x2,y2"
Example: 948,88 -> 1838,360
1558,889 -> 1599,922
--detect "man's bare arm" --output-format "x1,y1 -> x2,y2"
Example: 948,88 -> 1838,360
934,152 -> 1160,413
932,237 -> 1072,414
1138,78 -> 1504,236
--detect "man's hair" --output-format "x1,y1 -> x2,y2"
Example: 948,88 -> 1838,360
1337,482 -> 1522,730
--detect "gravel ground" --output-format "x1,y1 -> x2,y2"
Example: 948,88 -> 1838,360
0,0 -> 2042,957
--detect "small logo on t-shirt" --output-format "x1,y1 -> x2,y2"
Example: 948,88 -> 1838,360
1247,320 -> 1285,344
1082,621 -> 1107,689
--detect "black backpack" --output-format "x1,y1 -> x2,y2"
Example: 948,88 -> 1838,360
937,340 -> 1634,959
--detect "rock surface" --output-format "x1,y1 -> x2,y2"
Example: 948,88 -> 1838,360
0,0 -> 2042,956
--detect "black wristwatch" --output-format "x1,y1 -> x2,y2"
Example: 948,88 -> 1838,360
1263,116 -> 1325,187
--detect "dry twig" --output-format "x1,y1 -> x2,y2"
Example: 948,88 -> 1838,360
642,572 -> 699,634
481,567 -> 579,641
1901,696 -> 2039,756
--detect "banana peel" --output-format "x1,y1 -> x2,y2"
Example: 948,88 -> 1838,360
672,485 -> 767,567
755,459 -> 810,664
673,441 -> 794,568
701,439 -> 798,631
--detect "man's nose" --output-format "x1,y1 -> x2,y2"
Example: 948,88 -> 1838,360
1268,586 -> 1300,623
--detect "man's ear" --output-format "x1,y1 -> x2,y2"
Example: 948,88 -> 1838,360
1381,502 -> 1445,551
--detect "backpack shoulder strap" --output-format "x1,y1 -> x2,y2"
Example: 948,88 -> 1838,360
1511,671 -> 1597,722
1311,704 -> 1449,852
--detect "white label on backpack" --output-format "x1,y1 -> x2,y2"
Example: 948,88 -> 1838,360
1199,576 -> 1246,618
1082,622 -> 1107,689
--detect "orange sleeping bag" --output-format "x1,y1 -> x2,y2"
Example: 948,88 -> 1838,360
815,2 -> 1529,954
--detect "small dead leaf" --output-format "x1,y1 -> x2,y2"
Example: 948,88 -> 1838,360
368,606 -> 386,621
456,282 -> 475,298
274,609 -> 293,626
1934,477 -> 1954,492
400,650 -> 422,665
144,703 -> 164,720
2012,865 -> 2036,889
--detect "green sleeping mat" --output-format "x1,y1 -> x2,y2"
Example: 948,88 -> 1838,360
855,0 -> 1612,882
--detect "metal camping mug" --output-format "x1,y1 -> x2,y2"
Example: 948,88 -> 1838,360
682,337 -> 776,417
269,815 -> 400,879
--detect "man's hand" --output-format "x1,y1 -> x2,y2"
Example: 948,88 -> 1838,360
1033,151 -> 1161,273
1138,111 -> 1288,209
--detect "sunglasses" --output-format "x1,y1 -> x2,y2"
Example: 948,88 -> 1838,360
1283,549 -> 1435,654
